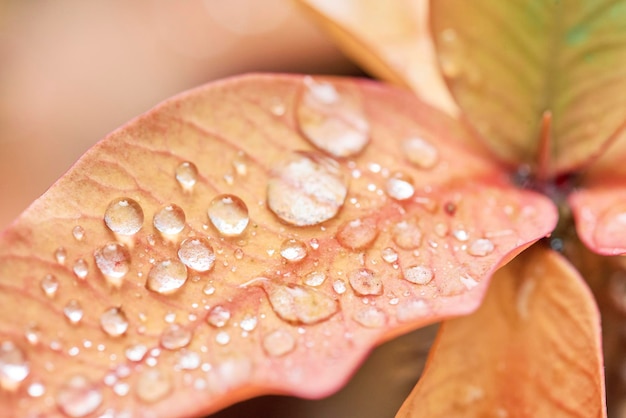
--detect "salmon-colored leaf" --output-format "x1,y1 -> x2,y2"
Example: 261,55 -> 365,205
431,0 -> 626,173
395,246 -> 606,418
297,0 -> 457,115
0,74 -> 556,417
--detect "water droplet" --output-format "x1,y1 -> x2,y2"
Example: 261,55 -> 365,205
453,228 -> 470,242
40,274 -> 59,298
136,369 -> 172,403
434,222 -> 448,237
94,243 -> 131,286
100,307 -> 129,337
298,77 -> 370,158
146,259 -> 188,295
396,299 -> 428,322
353,306 -> 387,328
153,204 -> 186,235
381,247 -> 398,264
402,137 -> 439,169
178,237 -> 216,272
232,152 -> 248,177
55,247 -> 68,264
125,344 -> 148,362
385,173 -> 415,201
160,324 -> 192,350
262,329 -> 296,357
27,381 -> 45,397
25,326 -> 41,346
404,265 -> 434,285
267,151 -> 347,226
215,331 -> 230,345
207,306 -> 231,328
337,217 -> 378,250
240,314 -> 258,332
0,341 -> 29,391
72,225 -> 85,241
304,271 -> 326,287
104,197 -> 144,236
234,248 -> 244,260
280,239 -> 307,262
203,283 -> 216,295
309,238 -> 320,250
56,375 -> 102,417
468,238 -> 495,257
392,220 -> 423,250
72,259 -> 89,280
459,274 -> 479,290
348,268 -> 383,296
333,279 -> 347,295
175,161 -> 198,191
266,282 -> 339,324
208,194 -> 249,237
64,300 -> 84,324
177,349 -> 200,370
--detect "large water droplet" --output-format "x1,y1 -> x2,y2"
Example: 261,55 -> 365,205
207,306 -> 231,328
353,306 -> 387,328
392,220 -> 423,250
337,217 -> 378,250
72,259 -> 89,280
304,271 -> 326,287
104,197 -> 144,236
208,194 -> 249,237
146,259 -> 188,295
280,239 -> 307,263
136,369 -> 172,403
100,307 -> 129,337
56,375 -> 102,417
468,238 -> 495,257
385,173 -> 415,201
262,329 -> 296,357
153,204 -> 186,235
64,300 -> 84,324
72,225 -> 85,241
267,151 -> 348,226
177,237 -> 216,272
266,282 -> 339,324
160,324 -> 192,350
402,137 -> 439,169
403,265 -> 434,285
41,274 -> 59,298
348,268 -> 383,296
94,243 -> 131,286
175,161 -> 198,191
0,341 -> 29,391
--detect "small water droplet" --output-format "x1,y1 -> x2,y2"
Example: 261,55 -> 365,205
434,222 -> 448,237
125,344 -> 148,362
240,314 -> 258,332
353,306 -> 387,328
104,197 -> 144,236
136,369 -> 172,403
266,282 -> 339,324
333,279 -> 347,294
0,341 -> 29,391
215,331 -> 230,345
207,306 -> 231,328
203,283 -> 216,295
402,137 -> 439,169
468,238 -> 495,257
177,349 -> 200,370
381,247 -> 398,264
392,220 -> 423,250
385,173 -> 415,201
72,259 -> 89,280
94,243 -> 131,286
304,271 -> 326,287
153,204 -> 186,235
55,247 -> 68,264
56,375 -> 102,417
453,228 -> 470,242
160,324 -> 193,350
146,259 -> 188,295
309,238 -> 320,250
232,152 -> 248,177
396,299 -> 428,322
262,329 -> 296,357
280,239 -> 308,262
100,307 -> 129,337
208,194 -> 249,237
24,326 -> 41,346
64,300 -> 84,324
403,265 -> 434,285
438,28 -> 462,78
234,248 -> 244,260
175,161 -> 198,191
178,237 -> 216,272
27,381 -> 45,397
72,225 -> 85,241
267,151 -> 348,226
40,274 -> 59,298
337,217 -> 378,250
348,268 -> 383,296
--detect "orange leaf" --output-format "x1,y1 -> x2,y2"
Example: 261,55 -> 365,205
297,0 -> 457,115
395,246 -> 606,418
0,74 -> 556,416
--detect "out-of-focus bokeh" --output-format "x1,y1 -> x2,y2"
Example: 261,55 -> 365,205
0,0 -> 359,229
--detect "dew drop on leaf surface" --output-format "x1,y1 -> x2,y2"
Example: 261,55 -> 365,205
153,204 -> 186,235
279,238 -> 308,262
207,194 -> 249,237
40,274 -> 59,298
99,307 -> 129,337
467,238 -> 495,257
348,268 -> 383,296
72,225 -> 85,241
175,161 -> 198,191
146,259 -> 188,295
391,219 -> 423,250
336,217 -> 378,250
103,197 -> 144,236
403,265 -> 435,285
385,172 -> 415,201
353,306 -> 387,328
239,314 -> 258,332
207,305 -> 231,328
55,375 -> 102,418
160,324 -> 193,350
54,247 -> 67,265
402,137 -> 439,169
72,259 -> 89,280
177,237 -> 216,272
0,341 -> 29,391
381,247 -> 399,264
304,271 -> 326,287
262,329 -> 296,357
135,369 -> 172,404
63,300 -> 84,325
93,242 -> 131,286
265,282 -> 339,324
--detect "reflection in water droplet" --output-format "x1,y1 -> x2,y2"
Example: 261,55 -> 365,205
333,279 -> 347,295
41,274 -> 59,298
73,259 -> 89,280
337,217 -> 378,250
104,197 -> 144,236
64,300 -> 84,324
72,226 -> 85,241
178,237 -> 216,272
298,77 -> 370,157
175,161 -> 198,191
208,194 -> 249,237
55,247 -> 68,265
263,329 -> 296,357
468,238 -> 495,257
348,268 -> 383,296
280,239 -> 307,262
100,307 -> 129,337
146,259 -> 188,295
160,324 -> 193,350
207,306 -> 231,328
404,265 -> 434,285
56,375 -> 102,417
304,271 -> 326,287
392,220 -> 423,250
136,369 -> 172,403
385,173 -> 415,201
94,243 -> 131,286
353,306 -> 387,328
267,152 -> 347,226
402,137 -> 439,169
0,341 -> 29,391
240,314 -> 258,332
153,204 -> 186,235
267,283 -> 338,324
381,247 -> 398,264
